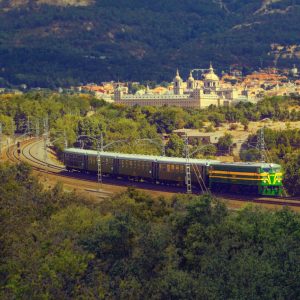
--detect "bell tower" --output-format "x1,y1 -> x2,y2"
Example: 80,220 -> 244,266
173,69 -> 183,95
203,63 -> 220,90
187,71 -> 195,90
114,85 -> 123,102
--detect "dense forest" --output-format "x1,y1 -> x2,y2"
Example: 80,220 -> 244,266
1,163 -> 300,299
0,0 -> 299,87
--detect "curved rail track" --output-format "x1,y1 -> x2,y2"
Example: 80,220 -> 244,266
4,138 -> 300,208
6,138 -> 63,172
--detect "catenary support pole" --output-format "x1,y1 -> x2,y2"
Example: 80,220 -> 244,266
184,133 -> 192,194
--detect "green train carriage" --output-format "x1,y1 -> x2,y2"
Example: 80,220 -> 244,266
63,148 -> 217,185
63,148 -> 284,196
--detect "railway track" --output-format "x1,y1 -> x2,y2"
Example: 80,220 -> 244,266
215,192 -> 300,208
4,138 -> 115,199
24,139 -> 65,172
4,138 -> 300,208
6,138 -> 62,172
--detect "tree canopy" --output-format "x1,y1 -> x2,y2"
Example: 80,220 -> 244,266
1,164 -> 300,298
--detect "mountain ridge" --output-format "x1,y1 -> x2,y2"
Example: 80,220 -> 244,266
0,0 -> 299,87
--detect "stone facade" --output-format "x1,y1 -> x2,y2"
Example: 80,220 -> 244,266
114,64 -> 250,108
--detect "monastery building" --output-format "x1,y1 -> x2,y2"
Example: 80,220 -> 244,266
114,64 -> 250,108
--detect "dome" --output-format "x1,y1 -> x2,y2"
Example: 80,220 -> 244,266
187,71 -> 195,81
204,63 -> 219,81
291,64 -> 298,75
204,72 -> 219,81
174,69 -> 182,81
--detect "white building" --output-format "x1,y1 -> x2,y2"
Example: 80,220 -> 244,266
114,64 -> 250,108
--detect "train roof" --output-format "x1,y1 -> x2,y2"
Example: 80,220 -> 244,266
211,162 -> 281,168
64,148 -> 220,165
64,148 -> 281,169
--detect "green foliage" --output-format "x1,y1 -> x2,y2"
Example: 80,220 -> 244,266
284,154 -> 300,196
195,144 -> 217,157
0,114 -> 14,134
217,133 -> 233,154
1,93 -> 299,162
208,112 -> 225,127
1,165 -> 300,298
165,134 -> 185,157
240,148 -> 261,161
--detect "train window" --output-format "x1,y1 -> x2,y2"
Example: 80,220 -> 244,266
262,168 -> 271,172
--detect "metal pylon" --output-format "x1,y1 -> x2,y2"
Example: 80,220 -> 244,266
26,117 -> 31,136
64,130 -> 68,148
185,164 -> 192,194
97,139 -> 102,192
35,120 -> 40,138
184,133 -> 192,194
43,117 -> 49,163
257,127 -> 266,162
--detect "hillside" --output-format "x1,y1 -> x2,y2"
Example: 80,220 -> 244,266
0,0 -> 299,87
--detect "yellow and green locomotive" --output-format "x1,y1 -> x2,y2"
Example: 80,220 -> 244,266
63,148 -> 284,196
209,162 -> 283,196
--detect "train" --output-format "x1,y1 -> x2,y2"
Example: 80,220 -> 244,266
63,148 -> 284,196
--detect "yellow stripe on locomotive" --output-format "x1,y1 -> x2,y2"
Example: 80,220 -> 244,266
209,163 -> 283,196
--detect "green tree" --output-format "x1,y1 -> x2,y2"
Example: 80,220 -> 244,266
284,153 -> 300,196
165,134 -> 185,157
208,112 -> 225,127
217,133 -> 233,155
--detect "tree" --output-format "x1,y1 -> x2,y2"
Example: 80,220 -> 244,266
216,133 -> 233,155
208,113 -> 225,127
165,134 -> 185,157
284,154 -> 300,196
240,148 -> 260,161
241,118 -> 249,131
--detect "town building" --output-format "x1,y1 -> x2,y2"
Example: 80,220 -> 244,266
172,129 -> 223,145
114,64 -> 250,108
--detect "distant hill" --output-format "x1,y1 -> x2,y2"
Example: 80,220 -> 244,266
0,0 -> 299,87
